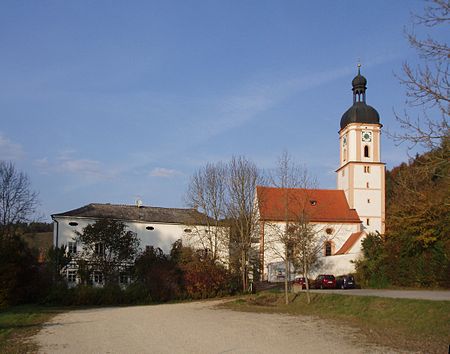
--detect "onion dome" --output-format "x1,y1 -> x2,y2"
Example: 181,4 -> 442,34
340,65 -> 380,130
352,71 -> 367,88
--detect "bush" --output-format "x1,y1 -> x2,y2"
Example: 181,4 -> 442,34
0,236 -> 46,307
124,282 -> 152,304
355,232 -> 450,288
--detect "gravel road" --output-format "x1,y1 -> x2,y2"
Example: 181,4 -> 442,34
35,300 -> 396,354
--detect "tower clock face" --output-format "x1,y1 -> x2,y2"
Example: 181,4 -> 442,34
362,131 -> 372,142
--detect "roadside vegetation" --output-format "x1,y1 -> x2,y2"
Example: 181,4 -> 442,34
0,306 -> 61,354
355,136 -> 450,289
355,0 -> 449,290
222,291 -> 450,354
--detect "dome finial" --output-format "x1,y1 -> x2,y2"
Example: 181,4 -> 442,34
357,61 -> 361,75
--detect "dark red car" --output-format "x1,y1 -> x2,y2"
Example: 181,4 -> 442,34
314,274 -> 336,289
292,276 -> 310,289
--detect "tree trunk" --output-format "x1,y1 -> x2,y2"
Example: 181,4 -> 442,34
241,250 -> 247,292
284,257 -> 289,304
304,262 -> 311,304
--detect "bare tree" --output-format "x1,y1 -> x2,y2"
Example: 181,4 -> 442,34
266,151 -> 314,304
0,161 -> 39,238
392,0 -> 449,151
261,152 -> 341,304
227,156 -> 262,292
185,162 -> 229,264
290,213 -> 326,304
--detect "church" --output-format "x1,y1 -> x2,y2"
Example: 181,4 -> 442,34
256,66 -> 385,281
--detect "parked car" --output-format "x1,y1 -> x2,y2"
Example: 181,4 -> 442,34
335,275 -> 356,289
314,274 -> 336,289
292,276 -> 311,289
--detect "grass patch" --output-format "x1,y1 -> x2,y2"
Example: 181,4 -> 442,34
0,305 -> 62,353
222,291 -> 450,353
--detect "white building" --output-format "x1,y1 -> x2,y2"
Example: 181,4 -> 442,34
256,67 -> 385,280
52,203 -> 227,286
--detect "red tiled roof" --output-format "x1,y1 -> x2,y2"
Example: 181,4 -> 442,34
335,231 -> 364,255
256,186 -> 361,223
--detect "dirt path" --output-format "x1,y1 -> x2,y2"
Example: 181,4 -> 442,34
35,300 -> 396,353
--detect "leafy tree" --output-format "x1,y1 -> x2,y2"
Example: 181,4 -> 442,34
386,139 -> 449,247
45,245 -> 72,282
0,236 -> 42,307
175,242 -> 231,299
354,233 -> 389,288
134,245 -> 181,302
357,139 -> 450,288
75,218 -> 140,285
0,161 -> 39,239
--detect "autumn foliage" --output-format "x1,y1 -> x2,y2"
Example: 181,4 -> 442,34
133,240 -> 235,302
356,138 -> 450,288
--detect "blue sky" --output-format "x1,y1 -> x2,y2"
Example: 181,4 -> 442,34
0,1 -> 440,220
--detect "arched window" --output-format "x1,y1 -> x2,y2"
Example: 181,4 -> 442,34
324,241 -> 332,256
364,145 -> 369,158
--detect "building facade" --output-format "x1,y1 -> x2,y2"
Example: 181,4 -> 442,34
52,203 -> 228,287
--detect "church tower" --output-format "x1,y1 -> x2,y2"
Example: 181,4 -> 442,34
336,65 -> 385,234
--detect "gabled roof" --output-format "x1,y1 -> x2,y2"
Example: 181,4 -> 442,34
256,186 -> 361,223
52,203 -> 212,225
335,231 -> 364,255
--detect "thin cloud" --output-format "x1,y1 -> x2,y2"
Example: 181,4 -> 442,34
0,133 -> 24,160
196,55 -> 400,142
34,151 -> 114,180
150,167 -> 180,178
59,158 -> 104,178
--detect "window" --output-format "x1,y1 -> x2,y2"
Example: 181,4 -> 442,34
364,145 -> 370,158
310,200 -> 317,206
324,242 -> 332,257
68,222 -> 78,226
67,270 -> 77,283
364,166 -> 371,173
326,228 -> 334,235
68,241 -> 77,255
367,199 -> 371,204
119,274 -> 129,285
146,226 -> 154,231
184,228 -> 192,233
366,218 -> 370,226
366,182 -> 370,188
343,149 -> 346,162
94,243 -> 104,256
342,170 -> 345,176
93,271 -> 103,284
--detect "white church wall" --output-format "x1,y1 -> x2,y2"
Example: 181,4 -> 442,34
337,167 -> 349,191
353,190 -> 382,217
262,221 -> 361,279
353,164 -> 383,189
315,253 -> 362,278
